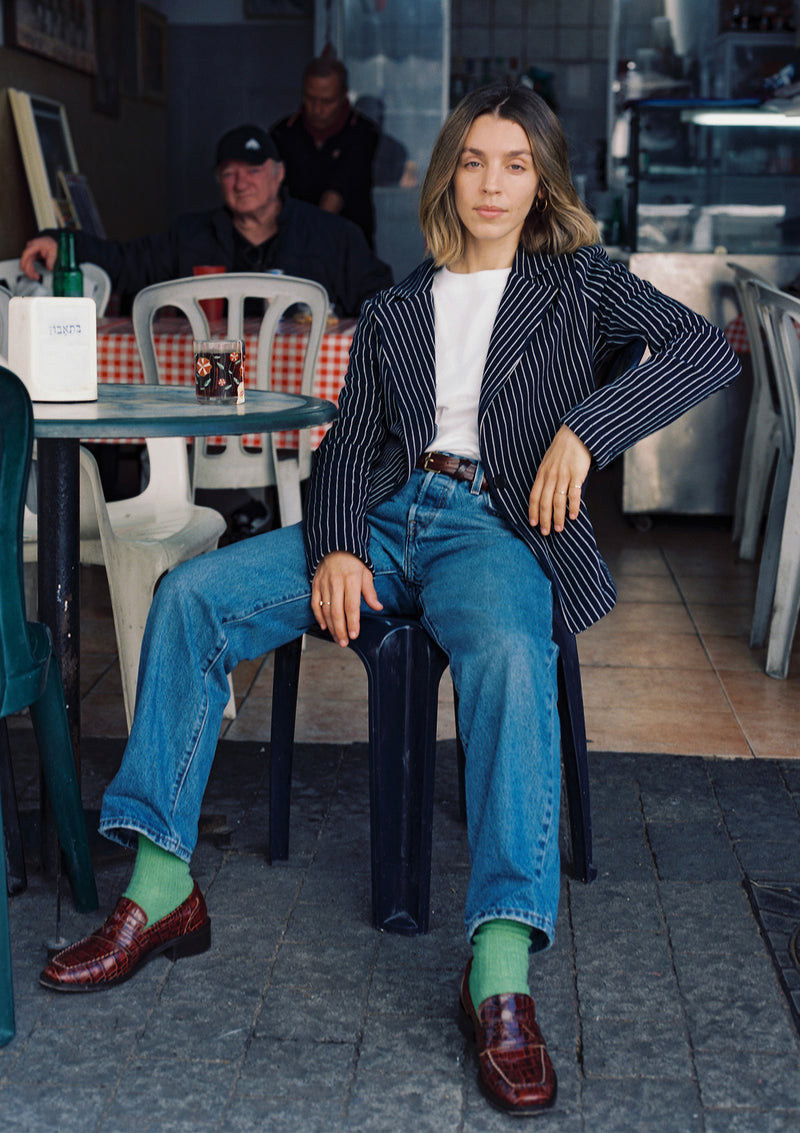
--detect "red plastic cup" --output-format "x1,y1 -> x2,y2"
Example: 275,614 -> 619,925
193,265 -> 226,324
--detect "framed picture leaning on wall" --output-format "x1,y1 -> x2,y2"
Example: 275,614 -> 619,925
58,172 -> 106,238
9,89 -> 80,230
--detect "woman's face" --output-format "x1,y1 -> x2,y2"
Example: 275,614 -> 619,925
453,113 -> 540,262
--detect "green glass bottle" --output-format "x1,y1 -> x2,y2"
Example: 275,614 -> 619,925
53,229 -> 83,297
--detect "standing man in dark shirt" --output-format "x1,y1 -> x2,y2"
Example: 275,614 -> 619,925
20,124 -> 392,317
271,57 -> 379,247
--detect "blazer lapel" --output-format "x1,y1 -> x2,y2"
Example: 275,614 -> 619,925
480,249 -> 559,412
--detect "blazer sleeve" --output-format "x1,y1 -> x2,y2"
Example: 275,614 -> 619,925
562,250 -> 741,469
303,299 -> 388,575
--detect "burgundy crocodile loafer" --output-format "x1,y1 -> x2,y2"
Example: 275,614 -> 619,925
39,881 -> 211,992
460,962 -> 557,1115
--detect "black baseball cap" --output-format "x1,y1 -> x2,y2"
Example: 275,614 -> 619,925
215,125 -> 280,167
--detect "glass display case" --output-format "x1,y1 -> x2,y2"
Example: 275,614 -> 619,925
319,0 -> 449,282
623,98 -> 800,254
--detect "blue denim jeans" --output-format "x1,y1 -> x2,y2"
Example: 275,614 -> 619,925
100,466 -> 562,945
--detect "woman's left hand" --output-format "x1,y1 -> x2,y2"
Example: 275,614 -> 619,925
528,425 -> 592,535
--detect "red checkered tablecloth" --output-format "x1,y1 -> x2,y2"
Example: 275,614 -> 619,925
724,312 -> 800,357
725,314 -> 750,354
97,315 -> 354,447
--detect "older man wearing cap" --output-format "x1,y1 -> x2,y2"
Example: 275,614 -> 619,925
20,123 -> 393,318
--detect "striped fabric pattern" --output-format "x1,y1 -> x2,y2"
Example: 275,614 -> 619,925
304,244 -> 740,633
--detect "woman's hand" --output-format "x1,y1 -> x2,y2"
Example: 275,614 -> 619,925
311,551 -> 383,647
528,425 -> 592,536
20,236 -> 58,280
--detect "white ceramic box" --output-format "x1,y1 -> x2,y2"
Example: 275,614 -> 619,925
8,296 -> 97,402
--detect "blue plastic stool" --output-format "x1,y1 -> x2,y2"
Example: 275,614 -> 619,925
269,608 -> 595,937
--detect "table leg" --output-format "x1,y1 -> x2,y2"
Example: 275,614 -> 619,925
36,437 -> 81,766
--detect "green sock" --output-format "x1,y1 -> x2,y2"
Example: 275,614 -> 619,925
123,836 -> 194,926
469,919 -> 532,1007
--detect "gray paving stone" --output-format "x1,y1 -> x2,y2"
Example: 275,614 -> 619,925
221,1094 -> 350,1133
570,879 -> 668,934
674,949 -> 795,1051
254,981 -> 367,1043
579,1076 -> 704,1133
236,1035 -> 355,1097
358,1011 -> 462,1075
658,880 -> 764,953
101,1057 -> 238,1132
577,964 -> 683,1020
734,839 -> 800,876
346,1072 -> 464,1132
366,964 -> 461,1017
581,1011 -> 693,1079
694,1046 -> 800,1110
704,1107 -> 800,1132
648,822 -> 743,881
0,1083 -> 115,1133
135,996 -> 257,1059
590,833 -> 656,881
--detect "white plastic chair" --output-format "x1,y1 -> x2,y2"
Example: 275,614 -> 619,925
749,282 -> 800,678
728,262 -> 780,561
131,272 -> 329,527
23,442 -> 227,730
0,285 -> 10,359
0,258 -> 111,314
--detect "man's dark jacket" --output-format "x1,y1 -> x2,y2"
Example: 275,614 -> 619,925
271,109 -> 378,246
60,198 -> 392,317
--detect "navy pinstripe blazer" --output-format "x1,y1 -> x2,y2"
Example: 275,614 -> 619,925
304,244 -> 740,633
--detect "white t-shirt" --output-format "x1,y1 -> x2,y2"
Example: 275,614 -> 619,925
429,265 -> 510,460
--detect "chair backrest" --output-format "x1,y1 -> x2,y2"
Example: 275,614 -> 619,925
728,261 -> 778,413
0,257 -> 111,315
0,285 -> 10,359
131,272 -> 329,489
751,281 -> 800,452
0,365 -> 37,715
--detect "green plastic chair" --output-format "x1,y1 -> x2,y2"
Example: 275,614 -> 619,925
0,365 -> 98,1046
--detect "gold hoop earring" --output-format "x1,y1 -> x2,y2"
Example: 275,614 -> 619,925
534,196 -> 549,213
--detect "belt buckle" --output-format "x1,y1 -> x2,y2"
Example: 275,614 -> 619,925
422,452 -> 437,472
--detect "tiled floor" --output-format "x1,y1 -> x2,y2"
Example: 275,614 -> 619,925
76,462 -> 800,761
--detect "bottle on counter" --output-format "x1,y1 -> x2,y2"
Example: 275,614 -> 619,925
53,229 -> 83,297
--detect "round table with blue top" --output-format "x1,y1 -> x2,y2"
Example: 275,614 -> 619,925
32,383 -> 336,765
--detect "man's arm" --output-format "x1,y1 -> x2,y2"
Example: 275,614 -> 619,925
21,224 -> 186,298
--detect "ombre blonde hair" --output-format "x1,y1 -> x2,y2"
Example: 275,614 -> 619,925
420,83 -> 600,265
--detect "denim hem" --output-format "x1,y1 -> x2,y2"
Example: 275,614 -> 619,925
466,909 -> 555,951
98,816 -> 193,864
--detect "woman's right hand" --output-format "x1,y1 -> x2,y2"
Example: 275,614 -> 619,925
20,235 -> 58,280
311,551 -> 383,647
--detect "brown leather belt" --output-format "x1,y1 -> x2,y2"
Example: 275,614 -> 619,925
415,451 -> 489,491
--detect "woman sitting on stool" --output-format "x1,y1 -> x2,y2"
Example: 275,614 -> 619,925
40,83 -> 739,1117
